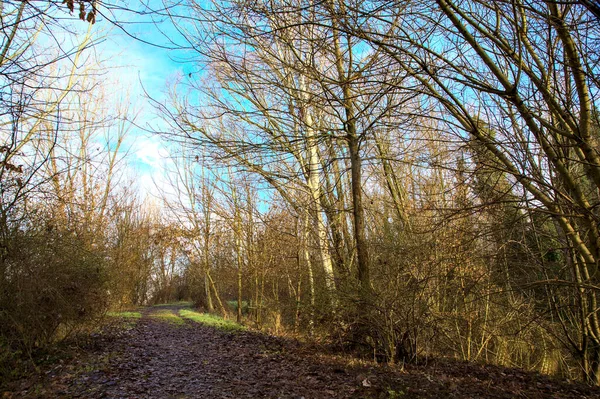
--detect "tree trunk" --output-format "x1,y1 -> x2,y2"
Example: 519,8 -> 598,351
329,5 -> 371,293
302,210 -> 316,335
299,74 -> 337,298
347,132 -> 370,291
204,269 -> 214,312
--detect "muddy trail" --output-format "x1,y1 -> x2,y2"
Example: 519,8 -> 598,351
6,304 -> 600,398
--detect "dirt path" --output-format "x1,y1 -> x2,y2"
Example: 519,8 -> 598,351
52,304 -> 386,399
15,304 -> 600,398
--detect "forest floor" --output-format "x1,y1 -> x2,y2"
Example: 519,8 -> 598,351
3,303 -> 600,398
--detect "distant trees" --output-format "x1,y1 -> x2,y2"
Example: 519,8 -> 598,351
150,0 -> 600,385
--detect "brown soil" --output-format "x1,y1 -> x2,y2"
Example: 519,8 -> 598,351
4,304 -> 600,398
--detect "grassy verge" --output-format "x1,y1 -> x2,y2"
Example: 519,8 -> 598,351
106,311 -> 142,318
150,310 -> 185,325
152,301 -> 193,308
179,310 -> 245,332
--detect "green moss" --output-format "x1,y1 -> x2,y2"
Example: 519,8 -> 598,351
387,388 -> 406,398
179,309 -> 245,332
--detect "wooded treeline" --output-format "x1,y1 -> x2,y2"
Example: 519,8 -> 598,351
0,0 -> 181,373
2,0 -> 600,387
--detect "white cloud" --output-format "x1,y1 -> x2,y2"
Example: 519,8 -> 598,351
80,3 -> 191,205
123,135 -> 175,202
133,137 -> 169,168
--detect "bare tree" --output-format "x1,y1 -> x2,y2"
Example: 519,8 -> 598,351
337,0 -> 600,383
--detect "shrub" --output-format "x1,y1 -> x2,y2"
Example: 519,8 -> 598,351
0,226 -> 108,354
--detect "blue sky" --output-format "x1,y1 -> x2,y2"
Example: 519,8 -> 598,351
82,1 -> 191,200
67,2 -> 273,212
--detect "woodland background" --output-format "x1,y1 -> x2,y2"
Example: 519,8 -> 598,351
2,0 -> 600,386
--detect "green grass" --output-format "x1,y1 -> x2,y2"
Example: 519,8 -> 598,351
152,301 -> 193,308
179,309 -> 245,332
150,310 -> 185,325
106,311 -> 142,318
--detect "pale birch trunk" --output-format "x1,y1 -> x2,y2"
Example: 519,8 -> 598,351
299,75 -> 336,296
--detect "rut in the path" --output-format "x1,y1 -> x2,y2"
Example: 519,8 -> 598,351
33,304 -> 600,399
